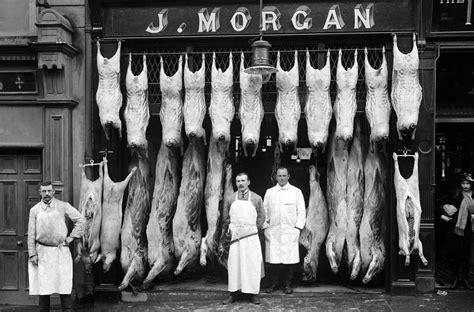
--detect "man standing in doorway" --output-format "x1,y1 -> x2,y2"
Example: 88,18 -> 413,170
28,181 -> 85,311
222,172 -> 265,305
263,166 -> 306,294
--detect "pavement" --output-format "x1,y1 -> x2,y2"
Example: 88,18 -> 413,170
1,279 -> 474,311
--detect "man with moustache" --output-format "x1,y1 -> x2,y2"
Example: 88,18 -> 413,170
222,172 -> 265,305
28,181 -> 85,311
263,166 -> 306,294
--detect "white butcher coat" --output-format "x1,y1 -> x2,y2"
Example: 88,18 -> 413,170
263,183 -> 306,264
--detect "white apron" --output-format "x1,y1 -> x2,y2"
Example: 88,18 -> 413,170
228,192 -> 264,294
28,244 -> 73,295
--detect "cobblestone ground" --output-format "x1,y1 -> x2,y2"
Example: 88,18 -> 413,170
2,292 -> 474,312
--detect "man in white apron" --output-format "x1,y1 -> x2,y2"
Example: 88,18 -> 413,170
28,181 -> 85,311
263,166 -> 306,294
222,172 -> 265,305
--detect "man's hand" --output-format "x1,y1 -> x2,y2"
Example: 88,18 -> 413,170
30,255 -> 38,265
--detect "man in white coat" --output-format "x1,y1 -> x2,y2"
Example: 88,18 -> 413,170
221,172 -> 265,305
263,166 -> 306,294
28,181 -> 85,311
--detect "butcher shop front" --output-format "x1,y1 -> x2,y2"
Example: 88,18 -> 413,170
84,0 -> 436,298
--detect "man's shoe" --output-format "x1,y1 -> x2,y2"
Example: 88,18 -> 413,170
222,294 -> 236,305
250,295 -> 261,305
265,285 -> 277,293
283,286 -> 293,294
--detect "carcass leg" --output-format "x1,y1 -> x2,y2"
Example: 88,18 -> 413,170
350,250 -> 361,280
417,238 -> 428,266
199,237 -> 208,267
326,241 -> 338,273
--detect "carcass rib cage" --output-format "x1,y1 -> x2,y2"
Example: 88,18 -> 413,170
126,43 -> 389,114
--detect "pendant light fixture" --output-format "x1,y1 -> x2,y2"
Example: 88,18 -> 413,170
244,0 -> 278,80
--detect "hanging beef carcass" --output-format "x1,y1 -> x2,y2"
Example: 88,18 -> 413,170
239,52 -> 264,157
99,157 -> 136,272
125,53 -> 150,157
160,55 -> 184,148
173,137 -> 207,275
334,49 -> 358,144
325,132 -> 349,273
275,50 -> 301,150
200,53 -> 234,267
76,162 -> 103,270
360,148 -> 386,284
119,157 -> 151,291
183,53 -> 207,142
217,164 -> 234,269
364,47 -> 391,151
305,49 -> 332,152
143,142 -> 181,286
299,165 -> 329,281
391,33 -> 422,140
345,119 -> 364,280
96,41 -> 123,140
393,152 -> 428,266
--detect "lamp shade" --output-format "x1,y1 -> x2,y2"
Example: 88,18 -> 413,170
244,39 -> 277,75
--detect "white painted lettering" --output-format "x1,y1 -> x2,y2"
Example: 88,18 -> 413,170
262,6 -> 282,31
230,7 -> 251,32
354,4 -> 374,29
291,5 -> 312,30
198,8 -> 221,32
323,5 -> 345,29
146,9 -> 168,34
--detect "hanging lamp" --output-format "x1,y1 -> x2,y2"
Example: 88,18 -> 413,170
244,0 -> 277,78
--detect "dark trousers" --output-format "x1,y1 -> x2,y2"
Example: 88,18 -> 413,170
267,263 -> 295,287
39,294 -> 73,312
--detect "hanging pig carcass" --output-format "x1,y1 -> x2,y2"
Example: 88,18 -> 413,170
299,165 -> 329,281
305,49 -> 332,152
239,52 -> 264,157
217,164 -> 234,269
124,53 -> 150,157
99,157 -> 136,272
119,157 -> 151,292
325,132 -> 349,274
364,47 -> 391,151
183,53 -> 207,142
360,148 -> 386,284
334,49 -> 358,145
173,137 -> 207,275
393,152 -> 428,267
345,119 -> 364,280
96,41 -> 123,140
391,33 -> 422,140
200,53 -> 234,267
76,161 -> 103,271
275,50 -> 301,151
160,55 -> 184,148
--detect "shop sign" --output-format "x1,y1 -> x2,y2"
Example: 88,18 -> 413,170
433,0 -> 473,32
104,1 -> 415,38
0,71 -> 37,94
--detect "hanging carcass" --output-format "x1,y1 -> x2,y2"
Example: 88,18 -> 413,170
217,164 -> 234,269
76,162 -> 103,273
275,50 -> 301,151
119,157 -> 151,292
334,49 -> 358,145
124,53 -> 150,157
364,47 -> 391,151
173,137 -> 207,275
200,52 -> 234,267
393,152 -> 428,267
239,52 -> 264,157
360,148 -> 386,284
299,165 -> 329,281
391,33 -> 422,140
99,157 -> 136,272
96,40 -> 123,140
160,55 -> 184,148
345,119 -> 364,280
305,49 -> 332,152
325,131 -> 349,274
